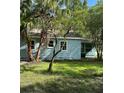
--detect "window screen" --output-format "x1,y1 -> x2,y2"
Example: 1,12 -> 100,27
60,41 -> 67,50
48,40 -> 54,47
31,41 -> 34,49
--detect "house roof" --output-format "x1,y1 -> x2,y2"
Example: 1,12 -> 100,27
28,29 -> 82,37
30,35 -> 91,43
28,29 -> 91,43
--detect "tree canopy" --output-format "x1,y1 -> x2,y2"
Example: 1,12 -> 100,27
20,0 -> 103,63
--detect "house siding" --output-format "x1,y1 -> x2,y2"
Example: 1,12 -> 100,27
20,38 -> 81,60
20,39 -> 28,59
54,39 -> 81,60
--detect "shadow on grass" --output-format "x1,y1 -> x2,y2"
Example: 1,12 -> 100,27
20,65 -> 37,73
21,64 -> 102,78
21,77 -> 103,93
21,62 -> 103,93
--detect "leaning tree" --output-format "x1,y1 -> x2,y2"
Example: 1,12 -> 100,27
47,0 -> 90,72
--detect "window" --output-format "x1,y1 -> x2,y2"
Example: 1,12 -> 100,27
85,43 -> 92,52
31,41 -> 34,49
81,43 -> 93,53
60,41 -> 67,50
48,40 -> 54,47
81,43 -> 85,52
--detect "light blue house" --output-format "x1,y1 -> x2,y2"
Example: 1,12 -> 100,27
20,32 -> 96,60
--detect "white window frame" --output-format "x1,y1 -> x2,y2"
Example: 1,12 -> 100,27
48,40 -> 54,48
31,40 -> 35,49
59,41 -> 68,51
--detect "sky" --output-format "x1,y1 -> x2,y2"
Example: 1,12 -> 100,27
88,0 -> 97,6
81,0 -> 97,7
60,0 -> 97,9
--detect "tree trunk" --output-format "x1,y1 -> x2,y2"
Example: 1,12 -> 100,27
47,50 -> 61,72
21,24 -> 34,62
99,49 -> 103,61
48,58 -> 54,72
35,31 -> 47,63
24,30 -> 34,62
100,51 -> 103,61
48,34 -> 58,72
96,49 -> 102,61
48,28 -> 71,72
35,42 -> 42,63
97,51 -> 100,61
27,41 -> 34,62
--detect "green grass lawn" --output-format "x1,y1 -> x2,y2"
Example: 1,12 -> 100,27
20,61 -> 103,93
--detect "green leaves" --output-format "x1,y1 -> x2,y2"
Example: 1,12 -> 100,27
82,0 -> 88,10
87,5 -> 103,33
85,3 -> 103,60
20,0 -> 102,40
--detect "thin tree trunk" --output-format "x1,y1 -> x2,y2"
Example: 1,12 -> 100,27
35,31 -> 47,63
48,49 -> 61,72
48,56 -> 54,72
99,49 -> 103,61
96,49 -> 103,61
97,51 -> 100,61
27,41 -> 34,62
48,27 -> 71,72
48,62 -> 53,72
35,17 -> 52,63
35,42 -> 42,63
100,50 -> 103,61
24,30 -> 34,62
48,34 -> 57,72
